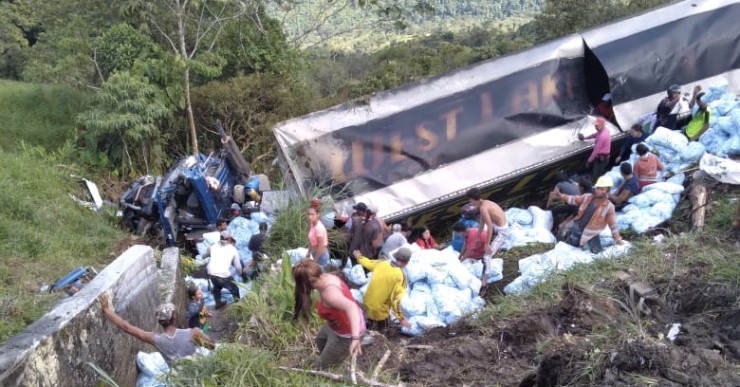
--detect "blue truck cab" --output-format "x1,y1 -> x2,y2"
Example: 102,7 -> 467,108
120,123 -> 253,247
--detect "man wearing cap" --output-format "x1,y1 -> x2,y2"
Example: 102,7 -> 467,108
205,231 -> 242,309
551,175 -> 625,253
359,204 -> 383,259
98,293 -> 214,365
352,247 -> 412,331
344,202 -> 367,266
228,202 -> 241,221
685,87 -> 711,141
655,84 -> 683,130
579,117 -> 612,182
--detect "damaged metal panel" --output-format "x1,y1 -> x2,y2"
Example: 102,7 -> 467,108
583,0 -> 740,125
274,36 -> 591,220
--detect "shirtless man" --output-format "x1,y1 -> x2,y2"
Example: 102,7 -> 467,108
466,188 -> 509,292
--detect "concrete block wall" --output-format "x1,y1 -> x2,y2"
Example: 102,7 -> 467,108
159,247 -> 187,328
0,245 -> 160,387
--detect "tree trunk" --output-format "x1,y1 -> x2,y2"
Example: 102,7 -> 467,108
176,0 -> 198,155
184,67 -> 198,155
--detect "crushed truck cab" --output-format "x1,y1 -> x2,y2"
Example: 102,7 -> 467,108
121,152 -> 237,246
120,122 -> 262,247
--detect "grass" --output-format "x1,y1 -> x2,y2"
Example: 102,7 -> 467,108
167,344 -> 339,386
169,256 -> 341,386
0,82 -> 126,343
0,79 -> 91,151
231,257 -> 321,359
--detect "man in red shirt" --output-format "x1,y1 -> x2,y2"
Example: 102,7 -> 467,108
453,222 -> 492,283
594,93 -> 615,123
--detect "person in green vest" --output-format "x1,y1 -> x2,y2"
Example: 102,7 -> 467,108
685,90 -> 711,141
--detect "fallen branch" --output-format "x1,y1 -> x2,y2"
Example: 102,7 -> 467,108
356,370 -> 401,387
351,354 -> 357,385
405,344 -> 434,350
372,350 -> 392,380
278,366 -> 344,381
279,366 -> 401,387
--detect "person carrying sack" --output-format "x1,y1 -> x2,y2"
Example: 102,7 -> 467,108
551,175 -> 625,253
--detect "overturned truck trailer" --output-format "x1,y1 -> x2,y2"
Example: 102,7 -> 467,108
274,0 -> 740,228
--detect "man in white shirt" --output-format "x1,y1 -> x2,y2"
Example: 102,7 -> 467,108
380,223 -> 410,258
205,231 -> 242,309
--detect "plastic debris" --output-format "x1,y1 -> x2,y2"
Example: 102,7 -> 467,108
667,323 -> 682,342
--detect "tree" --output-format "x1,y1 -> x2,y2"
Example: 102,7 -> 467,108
15,0 -> 121,87
191,73 -> 319,177
117,0 -> 246,155
76,71 -> 171,176
93,23 -> 161,81
0,0 -> 36,79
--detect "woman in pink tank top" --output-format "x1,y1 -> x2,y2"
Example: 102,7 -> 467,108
293,259 -> 365,369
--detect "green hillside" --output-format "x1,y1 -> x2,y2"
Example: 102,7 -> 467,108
0,81 -> 126,342
0,80 -> 91,151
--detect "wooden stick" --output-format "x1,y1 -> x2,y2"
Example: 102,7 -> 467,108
278,366 -> 344,381
356,371 -> 401,387
279,366 -> 401,387
690,183 -> 708,230
372,350 -> 392,380
351,354 -> 357,385
405,344 -> 434,350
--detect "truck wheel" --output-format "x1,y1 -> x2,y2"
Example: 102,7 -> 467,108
136,219 -> 152,236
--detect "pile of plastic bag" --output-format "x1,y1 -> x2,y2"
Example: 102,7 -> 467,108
600,126 -> 695,235
184,275 -> 251,309
303,244 -> 498,337
697,85 -> 740,157
614,180 -> 685,234
187,212 -> 272,308
500,206 -> 556,250
136,347 -> 212,387
279,206 -> 554,336
194,212 -> 272,268
503,241 -> 631,295
400,245 -> 495,336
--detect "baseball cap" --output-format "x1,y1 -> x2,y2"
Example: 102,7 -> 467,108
595,117 -> 606,125
393,247 -> 412,262
230,203 -> 241,211
220,231 -> 234,240
155,303 -> 175,321
367,204 -> 379,214
352,202 -> 367,212
668,84 -> 681,94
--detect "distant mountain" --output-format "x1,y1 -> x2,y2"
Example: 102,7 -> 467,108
268,0 -> 544,52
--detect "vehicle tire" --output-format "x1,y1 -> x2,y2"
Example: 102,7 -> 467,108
136,219 -> 152,236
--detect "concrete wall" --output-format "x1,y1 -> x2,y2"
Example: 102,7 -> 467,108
0,245 -> 160,387
159,247 -> 187,328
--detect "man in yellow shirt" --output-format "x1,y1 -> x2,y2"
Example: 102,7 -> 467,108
352,247 -> 412,331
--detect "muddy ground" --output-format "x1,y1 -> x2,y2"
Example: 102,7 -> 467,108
349,273 -> 740,387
